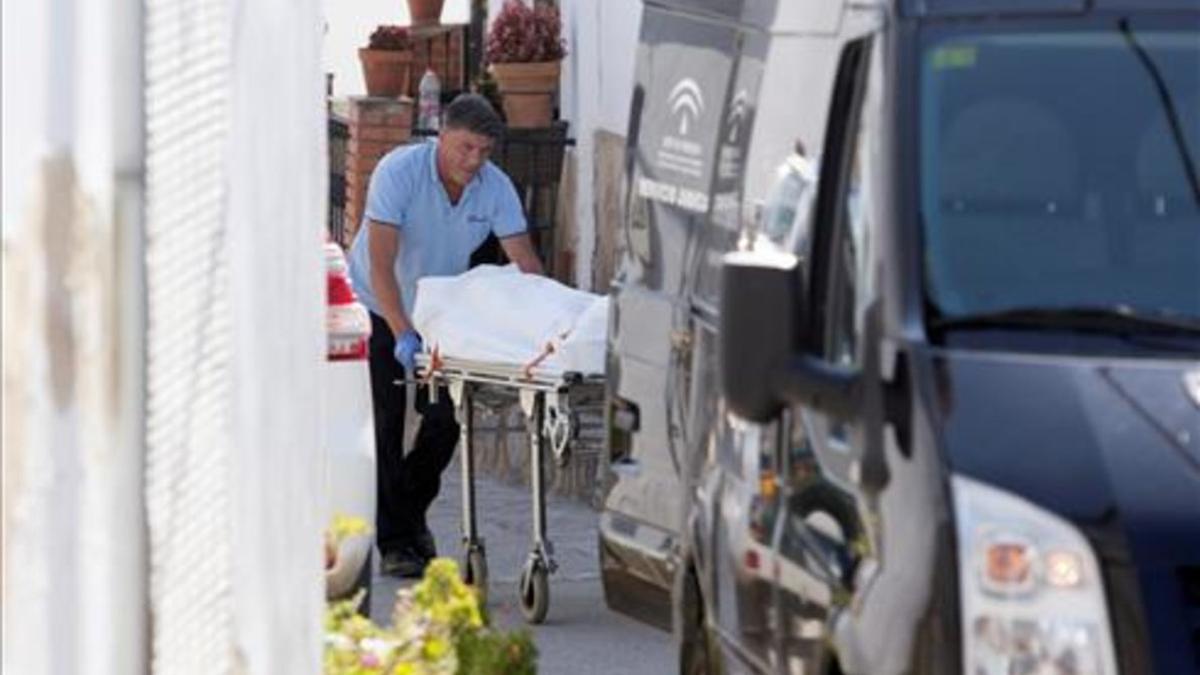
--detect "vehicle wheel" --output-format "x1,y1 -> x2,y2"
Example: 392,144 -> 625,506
680,568 -> 716,675
518,561 -> 550,624
462,548 -> 489,606
354,551 -> 373,617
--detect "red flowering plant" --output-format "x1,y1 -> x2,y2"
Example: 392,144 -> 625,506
367,25 -> 412,51
485,0 -> 567,64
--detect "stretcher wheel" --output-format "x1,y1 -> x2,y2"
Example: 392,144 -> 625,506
518,561 -> 550,624
463,549 -> 488,605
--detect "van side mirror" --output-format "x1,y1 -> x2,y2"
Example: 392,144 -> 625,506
719,252 -> 861,424
719,251 -> 801,422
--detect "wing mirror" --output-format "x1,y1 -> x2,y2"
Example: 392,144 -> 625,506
719,251 -> 801,422
719,251 -> 860,423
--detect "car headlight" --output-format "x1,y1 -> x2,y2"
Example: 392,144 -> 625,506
952,474 -> 1118,675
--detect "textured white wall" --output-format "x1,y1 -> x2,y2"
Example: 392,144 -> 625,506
4,0 -> 331,672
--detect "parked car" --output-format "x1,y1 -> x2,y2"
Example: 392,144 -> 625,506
323,240 -> 376,611
600,0 -> 1200,673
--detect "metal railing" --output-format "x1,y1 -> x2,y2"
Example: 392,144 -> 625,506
327,114 -> 349,245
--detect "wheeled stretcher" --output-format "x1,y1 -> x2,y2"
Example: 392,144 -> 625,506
412,354 -> 604,624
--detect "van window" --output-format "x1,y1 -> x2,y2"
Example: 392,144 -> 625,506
920,24 -> 1200,324
797,31 -> 877,372
807,34 -> 877,449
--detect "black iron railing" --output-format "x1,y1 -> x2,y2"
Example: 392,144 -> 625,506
327,114 -> 350,245
493,122 -> 574,279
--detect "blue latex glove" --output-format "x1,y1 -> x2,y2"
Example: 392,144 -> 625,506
393,329 -> 423,373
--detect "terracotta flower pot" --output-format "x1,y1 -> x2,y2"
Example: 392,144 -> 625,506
490,61 -> 561,129
359,47 -> 413,97
407,0 -> 445,27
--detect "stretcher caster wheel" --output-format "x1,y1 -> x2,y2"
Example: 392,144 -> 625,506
463,549 -> 488,606
518,561 -> 550,624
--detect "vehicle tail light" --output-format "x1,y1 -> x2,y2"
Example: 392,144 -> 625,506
325,242 -> 370,361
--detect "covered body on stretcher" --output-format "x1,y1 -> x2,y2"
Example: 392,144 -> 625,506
410,263 -> 607,464
403,265 -> 608,623
411,263 -> 609,381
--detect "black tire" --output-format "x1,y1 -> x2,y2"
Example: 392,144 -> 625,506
463,548 -> 489,606
354,550 -> 373,617
519,562 -> 550,624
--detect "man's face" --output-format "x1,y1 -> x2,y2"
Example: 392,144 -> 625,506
438,127 -> 495,187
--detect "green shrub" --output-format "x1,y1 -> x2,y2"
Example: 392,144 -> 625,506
456,630 -> 537,675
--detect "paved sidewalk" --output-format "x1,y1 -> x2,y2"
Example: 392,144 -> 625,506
369,457 -> 673,674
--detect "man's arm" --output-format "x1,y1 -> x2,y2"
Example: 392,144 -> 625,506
499,233 -> 545,275
367,221 -> 413,336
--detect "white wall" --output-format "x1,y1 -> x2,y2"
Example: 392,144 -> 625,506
224,3 -> 328,670
3,0 -> 330,673
557,0 -> 641,289
322,0 -> 470,97
3,0 -> 146,672
1,0 -> 50,237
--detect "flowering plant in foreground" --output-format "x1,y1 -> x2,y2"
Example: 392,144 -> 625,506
324,558 -> 537,674
326,513 -> 372,570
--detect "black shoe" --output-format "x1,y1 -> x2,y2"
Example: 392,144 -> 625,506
380,548 -> 427,578
413,529 -> 437,562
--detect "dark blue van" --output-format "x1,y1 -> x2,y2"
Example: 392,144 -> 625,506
598,0 -> 1200,673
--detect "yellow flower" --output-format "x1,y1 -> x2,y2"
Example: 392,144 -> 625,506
423,636 -> 449,660
330,513 -> 371,543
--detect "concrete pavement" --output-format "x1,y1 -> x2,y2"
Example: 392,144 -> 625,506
368,456 -> 673,674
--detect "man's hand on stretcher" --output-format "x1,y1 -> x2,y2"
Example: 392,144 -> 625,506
393,329 -> 423,372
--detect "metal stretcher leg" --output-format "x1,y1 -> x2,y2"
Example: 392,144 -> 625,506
518,390 -> 553,623
454,382 -> 488,603
415,358 -> 605,625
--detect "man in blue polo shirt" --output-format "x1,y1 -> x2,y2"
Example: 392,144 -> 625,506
348,94 -> 543,577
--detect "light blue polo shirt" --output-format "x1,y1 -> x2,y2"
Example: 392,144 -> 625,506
347,141 -> 527,317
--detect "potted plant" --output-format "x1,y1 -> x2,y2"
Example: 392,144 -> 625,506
407,0 -> 445,27
486,0 -> 567,128
359,25 -> 414,98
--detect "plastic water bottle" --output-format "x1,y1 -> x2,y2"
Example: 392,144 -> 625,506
418,68 -> 441,133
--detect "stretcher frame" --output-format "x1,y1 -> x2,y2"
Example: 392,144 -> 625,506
412,354 -> 604,624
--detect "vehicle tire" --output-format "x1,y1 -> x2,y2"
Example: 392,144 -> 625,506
463,548 -> 489,606
518,561 -> 550,624
354,550 -> 373,617
679,567 -> 717,675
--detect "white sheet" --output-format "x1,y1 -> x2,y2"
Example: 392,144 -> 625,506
412,265 -> 610,375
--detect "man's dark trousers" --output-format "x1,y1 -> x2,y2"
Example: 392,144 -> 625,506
366,312 -> 460,557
